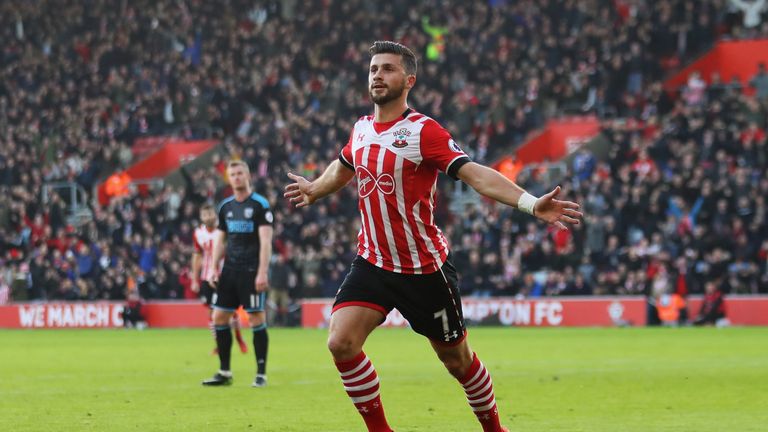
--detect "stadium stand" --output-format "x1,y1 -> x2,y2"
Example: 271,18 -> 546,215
0,0 -> 766,307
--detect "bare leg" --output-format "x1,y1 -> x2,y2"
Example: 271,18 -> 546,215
430,338 -> 474,379
327,306 -> 382,361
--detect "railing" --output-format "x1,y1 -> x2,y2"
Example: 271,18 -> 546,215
42,182 -> 93,227
516,162 -> 569,195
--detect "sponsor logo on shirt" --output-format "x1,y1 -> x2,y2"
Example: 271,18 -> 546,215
356,166 -> 395,197
227,220 -> 254,233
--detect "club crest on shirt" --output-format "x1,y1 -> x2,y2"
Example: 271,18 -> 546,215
392,128 -> 411,148
244,207 -> 253,218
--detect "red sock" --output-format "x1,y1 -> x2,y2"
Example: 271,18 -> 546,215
231,315 -> 247,352
460,352 -> 503,432
335,352 -> 392,432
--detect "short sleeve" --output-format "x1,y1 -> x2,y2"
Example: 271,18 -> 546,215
251,194 -> 273,226
193,231 -> 203,252
420,119 -> 471,180
257,206 -> 273,226
217,201 -> 228,233
338,130 -> 355,171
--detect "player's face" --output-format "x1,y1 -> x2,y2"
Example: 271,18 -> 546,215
228,165 -> 249,191
200,209 -> 216,228
369,53 -> 410,105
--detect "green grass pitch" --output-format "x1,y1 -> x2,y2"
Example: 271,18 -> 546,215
1,327 -> 767,431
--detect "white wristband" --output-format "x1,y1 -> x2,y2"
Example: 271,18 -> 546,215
518,192 -> 538,216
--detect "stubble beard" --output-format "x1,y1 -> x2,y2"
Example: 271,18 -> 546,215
370,82 -> 406,106
232,183 -> 249,194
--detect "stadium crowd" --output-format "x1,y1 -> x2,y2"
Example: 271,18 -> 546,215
1,0 -> 767,307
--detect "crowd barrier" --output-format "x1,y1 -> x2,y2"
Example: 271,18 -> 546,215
1,296 -> 766,329
301,296 -> 768,328
0,301 -> 210,329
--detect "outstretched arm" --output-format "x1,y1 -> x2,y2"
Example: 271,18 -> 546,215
284,160 -> 355,208
457,162 -> 582,229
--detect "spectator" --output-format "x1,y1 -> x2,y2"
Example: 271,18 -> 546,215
750,63 -> 768,101
0,271 -> 10,305
138,238 -> 158,275
693,282 -> 728,326
682,71 -> 707,107
0,0 -> 766,309
268,253 -> 294,326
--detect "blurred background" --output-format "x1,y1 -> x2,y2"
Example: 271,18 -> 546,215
0,0 -> 767,328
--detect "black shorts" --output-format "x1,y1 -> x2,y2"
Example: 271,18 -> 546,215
212,267 -> 266,313
333,255 -> 466,345
200,281 -> 215,307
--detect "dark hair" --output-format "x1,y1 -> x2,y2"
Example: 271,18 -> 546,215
369,41 -> 418,76
200,203 -> 215,213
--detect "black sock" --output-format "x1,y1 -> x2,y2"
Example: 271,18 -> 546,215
252,324 -> 268,375
215,325 -> 232,371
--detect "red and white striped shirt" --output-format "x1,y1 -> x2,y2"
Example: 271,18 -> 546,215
339,109 -> 471,274
193,225 -> 222,281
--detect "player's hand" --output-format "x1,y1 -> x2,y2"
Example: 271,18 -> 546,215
284,172 -> 316,208
255,273 -> 268,293
207,273 -> 219,290
190,279 -> 200,293
533,186 -> 583,230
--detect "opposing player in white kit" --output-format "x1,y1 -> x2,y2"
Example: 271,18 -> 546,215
190,203 -> 247,355
285,41 -> 582,431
